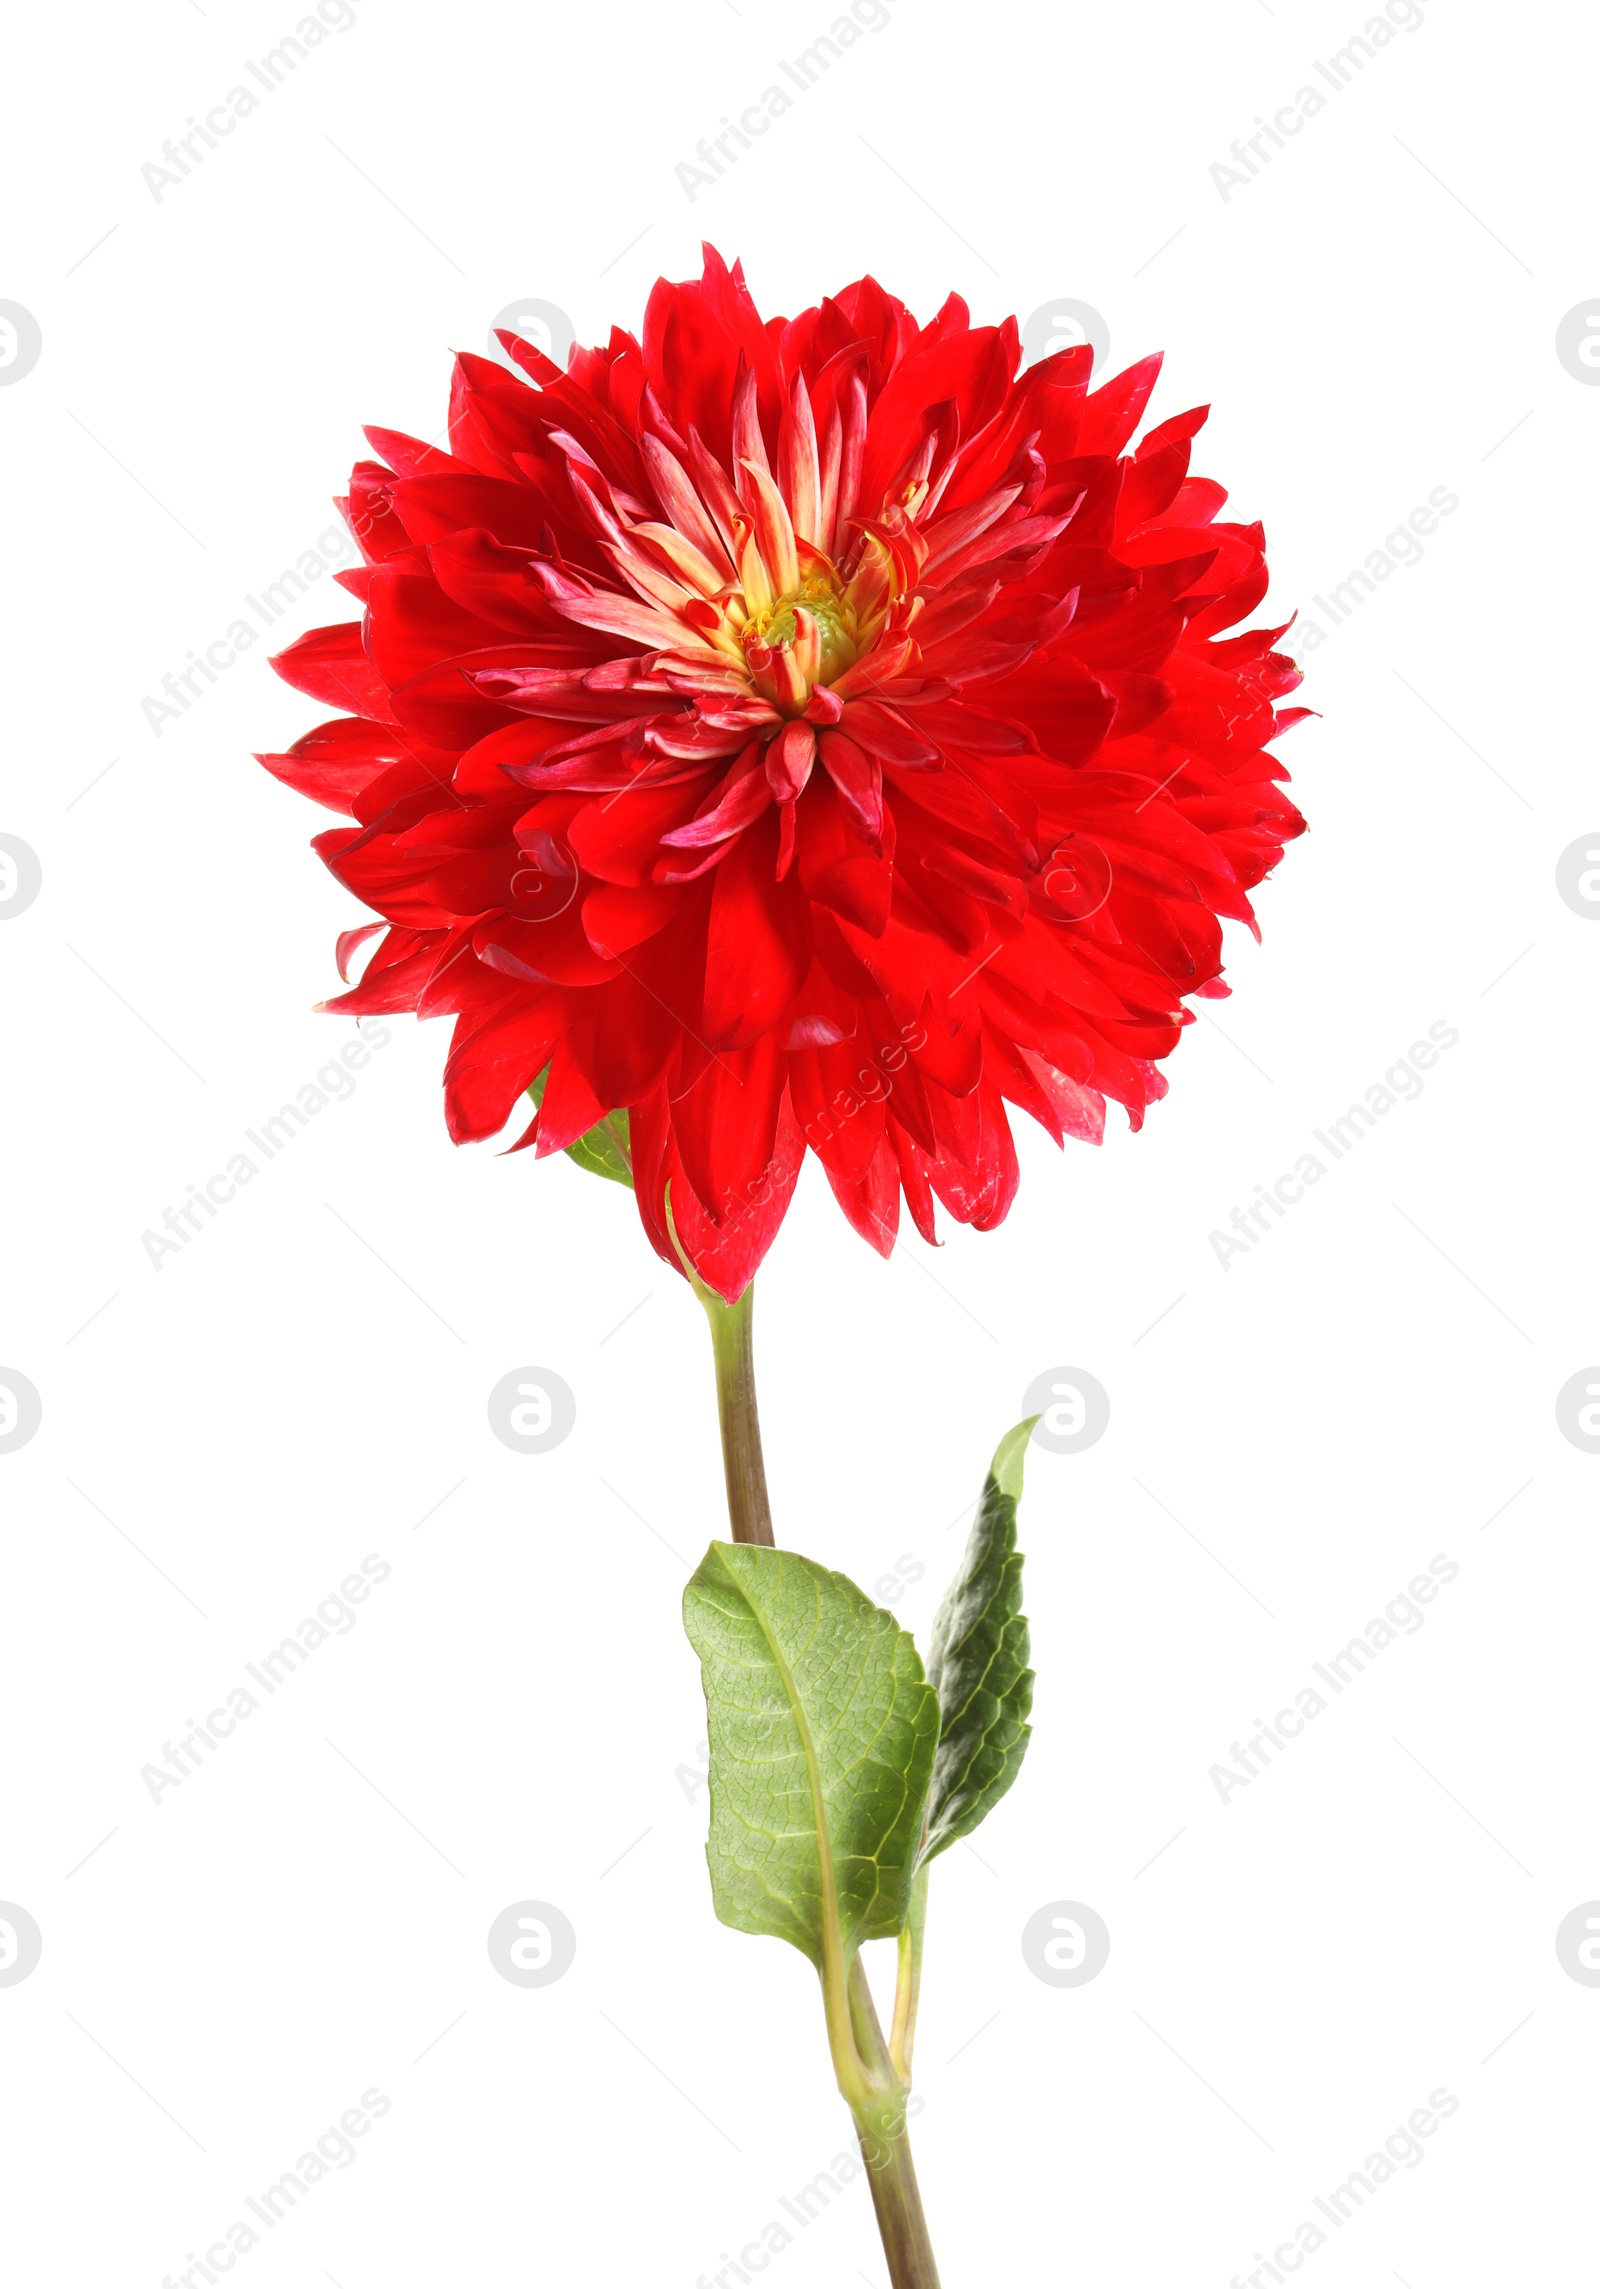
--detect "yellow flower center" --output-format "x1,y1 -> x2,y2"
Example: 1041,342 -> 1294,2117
744,572 -> 859,696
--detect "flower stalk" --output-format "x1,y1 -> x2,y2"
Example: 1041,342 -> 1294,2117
847,1957 -> 942,2289
854,2109 -> 943,2289
698,1276 -> 942,2287
698,1283 -> 775,1547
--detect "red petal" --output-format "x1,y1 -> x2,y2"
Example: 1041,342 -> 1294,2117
703,814 -> 812,1048
336,922 -> 385,981
256,717 -> 420,817
534,1037 -> 610,1152
765,720 -> 817,801
443,990 -> 565,1142
271,624 -> 393,722
670,1033 -> 787,1231
1077,353 -> 1163,455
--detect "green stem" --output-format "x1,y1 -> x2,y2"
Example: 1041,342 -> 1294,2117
848,1956 -> 943,2289
698,1282 -> 775,1547
854,2111 -> 942,2289
694,1266 -> 941,2283
889,1865 -> 928,2083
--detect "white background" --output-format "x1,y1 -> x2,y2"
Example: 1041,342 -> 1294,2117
2,1 -> 1595,2282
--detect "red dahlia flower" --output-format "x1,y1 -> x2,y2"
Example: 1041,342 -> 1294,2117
259,247 -> 1307,1300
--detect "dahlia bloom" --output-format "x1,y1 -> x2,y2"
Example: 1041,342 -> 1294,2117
260,248 -> 1306,1299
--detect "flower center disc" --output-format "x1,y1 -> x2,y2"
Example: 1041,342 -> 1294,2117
742,569 -> 860,709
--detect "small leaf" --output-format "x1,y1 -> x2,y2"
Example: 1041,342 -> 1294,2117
527,1068 -> 633,1189
683,1544 -> 940,1968
918,1419 -> 1037,1867
564,1112 -> 633,1186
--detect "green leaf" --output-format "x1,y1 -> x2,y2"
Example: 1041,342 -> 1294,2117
527,1068 -> 633,1189
683,1544 -> 940,1971
918,1418 -> 1037,1868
